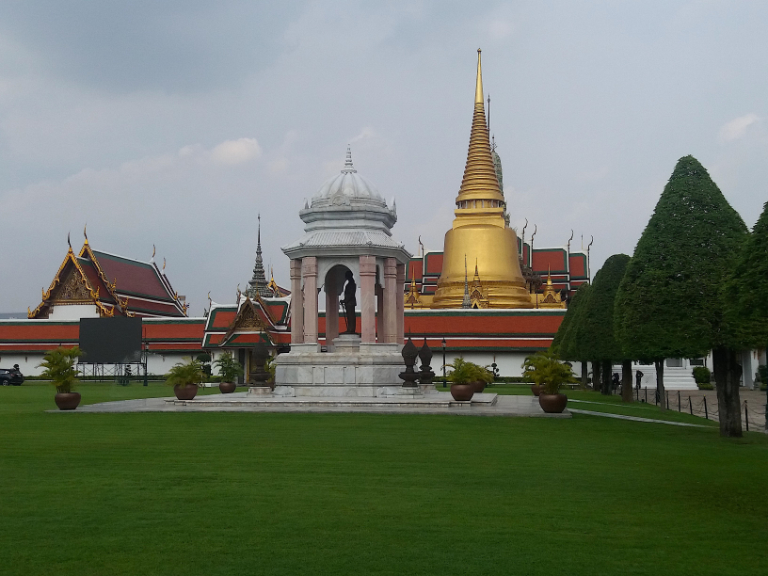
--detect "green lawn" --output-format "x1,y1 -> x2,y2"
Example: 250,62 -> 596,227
1,384 -> 766,575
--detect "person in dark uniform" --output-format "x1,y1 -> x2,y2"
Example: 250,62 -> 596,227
342,270 -> 357,334
635,370 -> 644,391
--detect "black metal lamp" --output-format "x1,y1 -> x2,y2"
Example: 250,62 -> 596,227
442,337 -> 447,388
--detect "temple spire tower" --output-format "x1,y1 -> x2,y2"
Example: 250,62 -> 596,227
431,49 -> 531,309
247,214 -> 272,299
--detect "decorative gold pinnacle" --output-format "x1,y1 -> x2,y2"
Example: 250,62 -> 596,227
456,49 -> 504,205
475,48 -> 484,105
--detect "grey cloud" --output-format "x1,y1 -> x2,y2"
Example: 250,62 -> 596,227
0,1 -> 308,93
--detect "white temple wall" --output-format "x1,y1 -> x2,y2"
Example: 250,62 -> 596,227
0,351 -> 193,378
48,305 -> 101,320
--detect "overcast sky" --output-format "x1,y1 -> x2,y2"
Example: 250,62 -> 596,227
1,1 -> 766,315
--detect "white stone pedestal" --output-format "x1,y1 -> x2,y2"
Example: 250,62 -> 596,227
273,336 -> 408,398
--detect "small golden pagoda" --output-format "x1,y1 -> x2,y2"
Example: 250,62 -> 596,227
537,268 -> 566,309
431,50 -> 532,309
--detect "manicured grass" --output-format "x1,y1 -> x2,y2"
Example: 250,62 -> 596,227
1,385 -> 767,575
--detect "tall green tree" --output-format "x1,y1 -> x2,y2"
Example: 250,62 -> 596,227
721,201 -> 768,432
614,156 -> 747,423
578,254 -> 632,399
553,284 -> 593,387
722,200 -> 768,349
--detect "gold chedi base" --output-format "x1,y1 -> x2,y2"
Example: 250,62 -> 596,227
431,223 -> 532,309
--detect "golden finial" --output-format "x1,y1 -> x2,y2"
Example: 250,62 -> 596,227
152,244 -> 156,261
162,258 -> 166,272
475,48 -> 483,105
83,224 -> 88,244
547,265 -> 552,286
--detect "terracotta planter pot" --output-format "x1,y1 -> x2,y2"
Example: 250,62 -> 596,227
531,384 -> 542,397
54,392 -> 81,410
538,393 -> 568,413
450,383 -> 475,401
472,380 -> 487,393
174,384 -> 198,400
218,381 -> 237,394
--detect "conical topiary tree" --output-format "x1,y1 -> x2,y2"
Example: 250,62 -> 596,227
553,284 -> 593,387
722,200 -> 768,350
721,201 -> 768,431
614,155 -> 748,422
578,254 -> 631,398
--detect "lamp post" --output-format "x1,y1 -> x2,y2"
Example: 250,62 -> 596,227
442,337 -> 447,388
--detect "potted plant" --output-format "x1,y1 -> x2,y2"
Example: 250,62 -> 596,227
444,357 -> 482,401
39,346 -> 82,410
472,365 -> 494,393
166,358 -> 204,400
522,350 -> 576,413
213,352 -> 243,394
522,352 -> 550,396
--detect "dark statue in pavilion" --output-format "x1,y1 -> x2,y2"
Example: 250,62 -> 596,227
342,270 -> 357,334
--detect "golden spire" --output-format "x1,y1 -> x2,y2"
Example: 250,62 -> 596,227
456,49 -> 504,205
475,48 -> 484,105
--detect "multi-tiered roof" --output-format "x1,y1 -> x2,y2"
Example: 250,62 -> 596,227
29,234 -> 188,319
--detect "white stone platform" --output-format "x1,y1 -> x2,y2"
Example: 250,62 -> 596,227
62,392 -> 571,418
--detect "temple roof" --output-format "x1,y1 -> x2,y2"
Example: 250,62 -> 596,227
29,237 -> 188,319
311,147 -> 384,206
283,148 -> 410,263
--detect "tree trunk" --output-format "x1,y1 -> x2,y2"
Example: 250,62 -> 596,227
713,346 -> 743,438
592,361 -> 601,392
621,360 -> 633,403
601,360 -> 612,395
655,360 -> 666,410
581,362 -> 588,390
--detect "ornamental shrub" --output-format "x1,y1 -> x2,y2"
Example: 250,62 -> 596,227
692,366 -> 711,384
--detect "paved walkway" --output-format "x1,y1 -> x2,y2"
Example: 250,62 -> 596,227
569,408 -> 707,428
631,388 -> 767,431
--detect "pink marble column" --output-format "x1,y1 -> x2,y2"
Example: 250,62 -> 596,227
325,272 -> 339,345
359,256 -> 376,343
290,259 -> 303,344
396,262 -> 405,345
375,284 -> 383,342
384,258 -> 398,343
302,257 -> 318,344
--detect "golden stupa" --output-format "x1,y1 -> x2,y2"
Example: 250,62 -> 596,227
431,50 -> 532,309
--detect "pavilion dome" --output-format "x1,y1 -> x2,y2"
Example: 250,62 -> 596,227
311,147 -> 386,207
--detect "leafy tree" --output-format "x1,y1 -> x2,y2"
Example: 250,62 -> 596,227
614,156 -> 748,425
553,284 -> 592,386
578,254 -> 632,398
